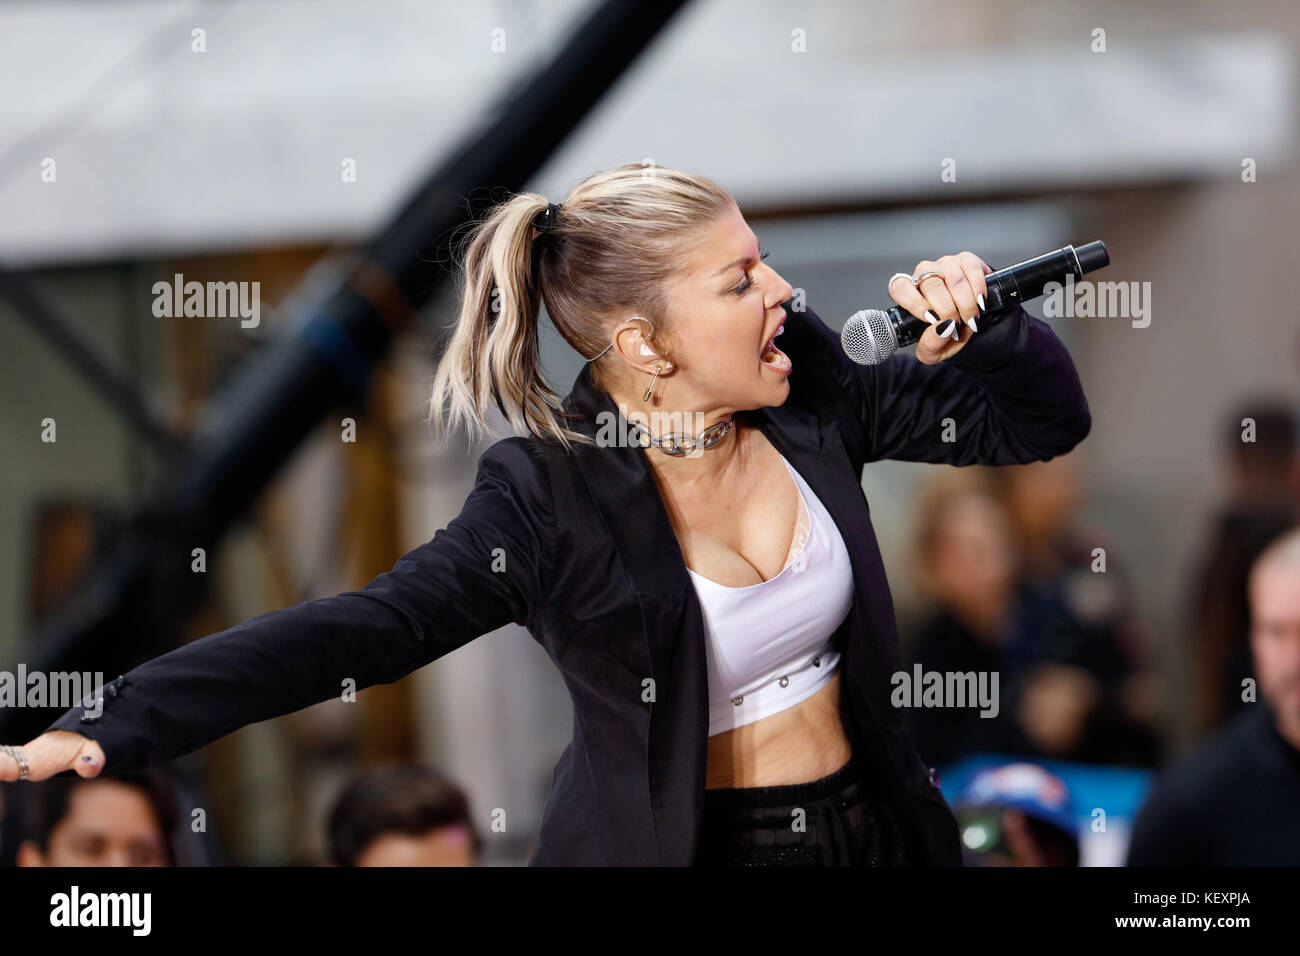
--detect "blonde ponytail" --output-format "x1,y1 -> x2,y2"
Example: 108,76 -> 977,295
430,193 -> 572,449
430,163 -> 733,452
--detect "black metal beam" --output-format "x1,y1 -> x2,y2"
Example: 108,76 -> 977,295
0,268 -> 183,455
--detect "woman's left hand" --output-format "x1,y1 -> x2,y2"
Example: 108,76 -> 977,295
887,252 -> 992,365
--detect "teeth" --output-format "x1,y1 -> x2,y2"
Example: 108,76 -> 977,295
761,324 -> 786,359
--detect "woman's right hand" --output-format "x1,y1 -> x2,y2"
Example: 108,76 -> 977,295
0,731 -> 105,782
887,252 -> 992,365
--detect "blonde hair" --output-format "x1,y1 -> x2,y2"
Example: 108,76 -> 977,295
429,162 -> 734,451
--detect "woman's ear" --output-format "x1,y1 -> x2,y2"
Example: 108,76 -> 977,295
631,316 -> 655,343
611,315 -> 661,367
631,316 -> 675,368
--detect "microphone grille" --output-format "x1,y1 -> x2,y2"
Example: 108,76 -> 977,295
841,309 -> 895,366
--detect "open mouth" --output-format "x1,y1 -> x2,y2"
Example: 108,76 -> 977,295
760,322 -> 791,373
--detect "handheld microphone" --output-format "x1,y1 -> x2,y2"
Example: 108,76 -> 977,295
840,241 -> 1110,366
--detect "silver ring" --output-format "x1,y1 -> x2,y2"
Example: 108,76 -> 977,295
1,743 -> 29,781
888,272 -> 918,292
915,270 -> 946,287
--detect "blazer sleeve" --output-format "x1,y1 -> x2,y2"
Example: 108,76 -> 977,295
41,436 -> 556,772
793,301 -> 1091,466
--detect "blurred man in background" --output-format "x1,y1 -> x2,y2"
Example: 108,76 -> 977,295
1128,528 -> 1300,865
15,769 -> 179,867
1188,399 -> 1299,733
326,764 -> 480,866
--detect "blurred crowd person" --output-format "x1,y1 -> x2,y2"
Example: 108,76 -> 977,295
326,764 -> 481,866
1128,527 -> 1300,864
902,454 -> 1162,771
5,761 -> 483,867
14,769 -> 179,867
990,456 -> 1163,766
1187,400 -> 1299,733
953,763 -> 1079,867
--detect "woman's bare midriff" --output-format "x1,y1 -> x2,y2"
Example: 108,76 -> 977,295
705,669 -> 853,789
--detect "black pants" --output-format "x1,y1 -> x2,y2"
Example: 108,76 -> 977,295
696,753 -> 915,866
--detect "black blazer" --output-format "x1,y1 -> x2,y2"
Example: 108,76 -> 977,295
45,300 -> 1090,866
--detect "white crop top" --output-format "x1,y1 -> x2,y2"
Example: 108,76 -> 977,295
686,453 -> 854,737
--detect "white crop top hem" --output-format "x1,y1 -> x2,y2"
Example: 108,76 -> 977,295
705,642 -> 843,735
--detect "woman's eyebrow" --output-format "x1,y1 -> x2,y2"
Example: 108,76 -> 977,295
710,243 -> 760,278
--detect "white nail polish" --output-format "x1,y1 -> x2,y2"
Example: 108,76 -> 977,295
967,316 -> 978,332
925,310 -> 938,324
977,293 -> 986,311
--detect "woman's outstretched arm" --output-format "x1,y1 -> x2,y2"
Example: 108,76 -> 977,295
2,436 -> 555,780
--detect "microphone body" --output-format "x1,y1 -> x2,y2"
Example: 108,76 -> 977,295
841,241 -> 1110,365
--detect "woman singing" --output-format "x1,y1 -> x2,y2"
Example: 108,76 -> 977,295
2,162 -> 1090,866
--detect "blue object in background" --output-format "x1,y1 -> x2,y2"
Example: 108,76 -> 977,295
936,753 -> 1153,866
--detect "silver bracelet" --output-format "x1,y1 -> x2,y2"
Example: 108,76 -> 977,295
0,743 -> 29,781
